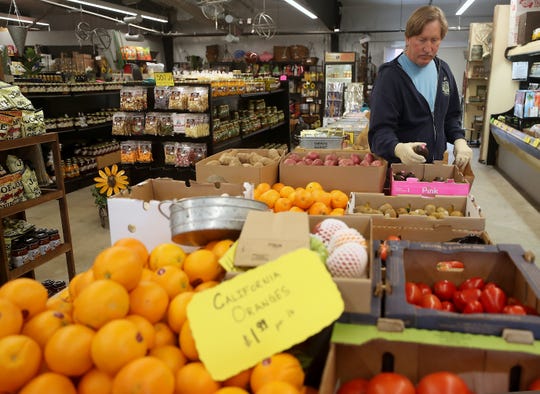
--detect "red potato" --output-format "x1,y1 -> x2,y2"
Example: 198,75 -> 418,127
363,152 -> 374,163
312,158 -> 324,166
324,159 -> 337,166
370,160 -> 382,166
359,160 -> 371,166
338,158 -> 355,166
303,158 -> 313,165
305,151 -> 320,161
350,153 -> 361,164
283,158 -> 297,166
324,153 -> 339,162
288,153 -> 301,162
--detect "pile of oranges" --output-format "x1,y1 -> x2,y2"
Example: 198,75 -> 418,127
254,181 -> 348,215
0,238 -> 316,394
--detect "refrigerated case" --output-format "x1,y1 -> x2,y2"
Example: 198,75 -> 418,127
324,52 -> 356,121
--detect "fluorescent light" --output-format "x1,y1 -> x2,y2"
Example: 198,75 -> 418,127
456,0 -> 476,16
39,0 -> 125,24
65,0 -> 168,23
0,14 -> 49,27
283,0 -> 318,20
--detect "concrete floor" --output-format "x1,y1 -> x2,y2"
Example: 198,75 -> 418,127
26,146 -> 540,283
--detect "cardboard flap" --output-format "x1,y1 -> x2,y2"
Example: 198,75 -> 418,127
234,211 -> 310,267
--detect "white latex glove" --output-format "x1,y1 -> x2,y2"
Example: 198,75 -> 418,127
394,142 -> 427,165
453,138 -> 473,170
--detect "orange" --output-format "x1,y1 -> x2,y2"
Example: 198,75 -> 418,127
311,189 -> 332,207
0,298 -> 23,338
222,367 -> 252,390
151,265 -> 192,299
305,181 -> 323,192
194,280 -> 220,292
274,197 -> 293,212
68,270 -> 95,299
73,279 -> 130,330
211,239 -> 235,259
289,206 -> 305,213
330,190 -> 349,209
44,324 -> 95,376
216,388 -> 250,394
254,182 -> 271,197
149,345 -> 187,374
125,314 -> 156,350
329,208 -> 345,216
255,381 -> 301,394
0,335 -> 42,392
271,182 -> 285,192
153,322 -> 177,347
129,281 -> 169,323
175,361 -> 221,394
22,309 -> 71,349
0,278 -> 48,320
140,267 -> 157,282
92,245 -> 144,291
183,249 -> 223,287
308,201 -> 331,215
167,291 -> 195,333
91,319 -> 147,375
258,189 -> 280,209
113,237 -> 149,267
279,185 -> 295,199
112,356 -> 175,394
250,353 -> 305,392
78,368 -> 113,394
205,240 -> 219,251
287,190 -> 296,203
178,320 -> 199,361
293,189 -> 314,210
148,243 -> 186,271
45,288 -> 73,316
19,372 -> 76,394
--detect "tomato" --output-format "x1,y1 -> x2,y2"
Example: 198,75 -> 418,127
459,277 -> 485,291
441,301 -> 456,312
378,243 -> 389,262
528,377 -> 540,390
480,285 -> 507,313
405,282 -> 422,305
337,377 -> 369,394
433,280 -> 457,301
417,283 -> 432,296
416,371 -> 472,394
421,294 -> 442,310
453,288 -> 481,312
503,305 -> 527,315
386,235 -> 401,241
462,300 -> 484,314
366,373 -> 415,394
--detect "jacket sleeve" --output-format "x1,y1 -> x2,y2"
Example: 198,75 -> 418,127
443,66 -> 466,144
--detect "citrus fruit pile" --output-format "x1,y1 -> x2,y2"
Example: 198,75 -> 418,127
0,237 -> 315,394
254,181 -> 348,215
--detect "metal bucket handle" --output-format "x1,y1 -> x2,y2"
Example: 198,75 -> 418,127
158,200 -> 174,220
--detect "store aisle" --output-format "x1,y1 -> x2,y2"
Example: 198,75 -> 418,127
25,149 -> 540,283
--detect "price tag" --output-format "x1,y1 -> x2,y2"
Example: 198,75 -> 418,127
154,72 -> 174,86
533,138 -> 540,148
524,136 -> 532,144
187,248 -> 344,381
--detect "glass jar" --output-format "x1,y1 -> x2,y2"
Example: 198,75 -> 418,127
47,229 -> 61,250
10,244 -> 28,268
35,231 -> 50,256
25,237 -> 40,261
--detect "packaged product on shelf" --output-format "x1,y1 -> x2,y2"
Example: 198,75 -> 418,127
20,166 -> 42,200
120,141 -> 138,164
172,113 -> 186,134
21,110 -> 46,137
112,112 -> 129,136
185,113 -> 210,138
0,113 -> 20,140
163,142 -> 177,165
136,141 -> 153,163
187,86 -> 209,112
119,86 -> 147,111
0,84 -> 34,111
5,154 -> 25,173
0,164 -> 5,176
143,112 -> 159,135
0,172 -> 25,208
154,86 -> 171,110
175,142 -> 207,167
168,85 -> 189,111
128,112 -> 145,135
157,113 -> 174,136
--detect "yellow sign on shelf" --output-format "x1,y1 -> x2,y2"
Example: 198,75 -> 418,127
187,248 -> 344,381
154,72 -> 174,87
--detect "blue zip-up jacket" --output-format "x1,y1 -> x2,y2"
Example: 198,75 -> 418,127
368,53 -> 465,163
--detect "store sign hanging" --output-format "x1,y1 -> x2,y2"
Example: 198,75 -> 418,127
154,72 -> 174,87
187,248 -> 344,381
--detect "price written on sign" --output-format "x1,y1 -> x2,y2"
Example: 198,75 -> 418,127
154,72 -> 174,86
187,248 -> 344,381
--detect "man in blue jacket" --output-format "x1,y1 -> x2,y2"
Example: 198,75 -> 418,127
368,5 -> 473,169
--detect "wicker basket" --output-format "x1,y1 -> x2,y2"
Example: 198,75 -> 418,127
289,45 -> 309,61
273,46 -> 289,61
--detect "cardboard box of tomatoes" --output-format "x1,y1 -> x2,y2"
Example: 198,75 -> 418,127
383,241 -> 540,339
319,323 -> 540,394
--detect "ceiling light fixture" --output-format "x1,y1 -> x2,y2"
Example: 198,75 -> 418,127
455,0 -> 476,16
39,0 -> 125,23
0,13 -> 49,27
65,0 -> 168,23
282,0 -> 317,20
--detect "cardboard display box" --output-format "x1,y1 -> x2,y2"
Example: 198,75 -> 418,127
390,162 -> 471,196
108,178 -> 246,252
348,193 -> 485,232
384,241 -> 540,338
195,148 -> 283,185
320,323 -> 540,394
279,151 -> 387,194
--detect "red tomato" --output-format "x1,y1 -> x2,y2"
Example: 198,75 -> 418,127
386,235 -> 401,241
378,243 -> 389,261
337,378 -> 369,394
417,283 -> 432,296
433,280 -> 457,301
463,300 -> 484,314
528,377 -> 540,390
421,294 -> 442,310
441,301 -> 457,312
503,305 -> 527,315
416,371 -> 472,394
366,373 -> 415,394
453,288 -> 482,312
405,282 -> 422,305
480,285 -> 507,313
459,277 -> 485,291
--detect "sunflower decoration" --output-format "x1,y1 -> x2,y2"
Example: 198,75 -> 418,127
92,164 -> 129,208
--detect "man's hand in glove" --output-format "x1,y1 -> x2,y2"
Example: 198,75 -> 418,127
394,142 -> 427,165
453,139 -> 473,170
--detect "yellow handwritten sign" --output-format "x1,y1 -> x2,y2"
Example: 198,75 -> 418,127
532,138 -> 540,148
187,248 -> 344,381
524,135 -> 532,144
154,72 -> 174,86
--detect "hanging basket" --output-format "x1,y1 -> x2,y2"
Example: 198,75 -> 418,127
7,25 -> 27,56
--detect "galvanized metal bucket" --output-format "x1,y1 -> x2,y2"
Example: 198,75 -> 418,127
159,196 -> 268,246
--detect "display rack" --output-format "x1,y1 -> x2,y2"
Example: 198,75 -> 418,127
0,133 -> 76,284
